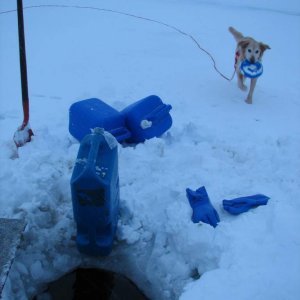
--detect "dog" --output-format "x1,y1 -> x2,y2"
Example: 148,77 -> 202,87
229,26 -> 270,104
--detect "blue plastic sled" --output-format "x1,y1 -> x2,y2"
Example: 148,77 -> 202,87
70,128 -> 120,256
69,98 -> 131,143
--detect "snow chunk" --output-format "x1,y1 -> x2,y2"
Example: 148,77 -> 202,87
30,261 -> 43,281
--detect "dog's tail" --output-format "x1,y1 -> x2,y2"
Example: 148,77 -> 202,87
229,26 -> 244,42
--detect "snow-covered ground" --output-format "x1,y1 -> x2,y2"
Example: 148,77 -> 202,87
1,0 -> 300,299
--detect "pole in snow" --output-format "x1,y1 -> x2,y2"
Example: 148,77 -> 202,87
13,0 -> 33,148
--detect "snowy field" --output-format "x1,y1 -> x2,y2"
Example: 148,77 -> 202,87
1,0 -> 300,299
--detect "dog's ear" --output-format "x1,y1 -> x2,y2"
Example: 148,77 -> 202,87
259,43 -> 271,53
238,39 -> 250,49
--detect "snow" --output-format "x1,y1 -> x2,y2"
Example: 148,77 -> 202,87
1,0 -> 300,299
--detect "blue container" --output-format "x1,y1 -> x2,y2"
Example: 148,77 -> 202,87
70,128 -> 119,256
121,95 -> 172,143
69,98 -> 131,143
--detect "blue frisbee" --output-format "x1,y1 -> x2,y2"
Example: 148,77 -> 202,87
240,60 -> 263,78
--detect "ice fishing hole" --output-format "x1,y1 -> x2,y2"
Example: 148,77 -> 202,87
33,268 -> 150,300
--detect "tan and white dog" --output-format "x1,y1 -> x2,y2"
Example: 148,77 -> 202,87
229,26 -> 270,104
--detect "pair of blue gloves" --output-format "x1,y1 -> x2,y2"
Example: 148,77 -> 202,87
186,186 -> 269,228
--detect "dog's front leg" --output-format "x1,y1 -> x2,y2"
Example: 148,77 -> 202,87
245,78 -> 258,104
237,72 -> 247,91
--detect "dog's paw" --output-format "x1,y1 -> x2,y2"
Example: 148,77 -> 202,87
245,98 -> 252,104
238,83 -> 247,91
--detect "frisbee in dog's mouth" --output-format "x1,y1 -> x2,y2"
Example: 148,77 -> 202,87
240,60 -> 263,78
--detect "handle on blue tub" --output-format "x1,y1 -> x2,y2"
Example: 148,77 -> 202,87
85,131 -> 104,169
109,127 -> 131,142
144,104 -> 172,124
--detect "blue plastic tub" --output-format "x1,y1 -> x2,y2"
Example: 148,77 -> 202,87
70,128 -> 119,256
121,95 -> 172,143
69,98 -> 131,143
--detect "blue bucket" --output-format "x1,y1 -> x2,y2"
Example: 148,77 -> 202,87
70,128 -> 119,256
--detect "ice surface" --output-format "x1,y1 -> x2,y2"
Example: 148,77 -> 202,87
0,218 -> 26,296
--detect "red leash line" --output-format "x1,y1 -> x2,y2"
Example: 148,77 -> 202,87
1,4 -> 235,82
188,34 -> 236,81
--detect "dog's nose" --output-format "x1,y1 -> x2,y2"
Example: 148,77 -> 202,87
250,56 -> 255,64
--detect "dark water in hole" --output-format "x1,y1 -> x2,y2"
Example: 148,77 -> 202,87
33,268 -> 150,300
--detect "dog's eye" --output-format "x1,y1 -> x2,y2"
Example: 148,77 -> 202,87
247,49 -> 252,53
255,50 -> 260,54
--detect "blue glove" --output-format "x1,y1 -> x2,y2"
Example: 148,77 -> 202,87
186,186 -> 220,228
223,194 -> 270,215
